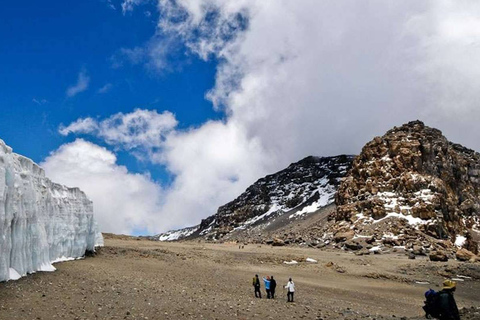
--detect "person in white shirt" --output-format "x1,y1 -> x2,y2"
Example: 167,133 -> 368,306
284,278 -> 295,302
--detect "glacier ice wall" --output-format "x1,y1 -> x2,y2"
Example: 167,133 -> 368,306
0,139 -> 103,281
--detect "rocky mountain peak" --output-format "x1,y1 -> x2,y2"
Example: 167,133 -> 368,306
333,120 -> 480,255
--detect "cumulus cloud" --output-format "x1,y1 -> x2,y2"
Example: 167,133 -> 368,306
41,139 -> 164,234
59,109 -> 178,151
66,69 -> 90,98
57,110 -> 270,233
56,1 -> 480,234
59,118 -> 98,136
156,120 -> 270,228
150,0 -> 480,152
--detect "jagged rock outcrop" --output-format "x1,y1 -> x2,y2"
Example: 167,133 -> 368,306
0,139 -> 103,281
156,155 -> 354,241
330,120 -> 480,256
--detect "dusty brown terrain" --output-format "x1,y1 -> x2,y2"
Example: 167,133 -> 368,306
1,236 -> 479,320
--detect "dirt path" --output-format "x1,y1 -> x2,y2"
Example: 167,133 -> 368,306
1,238 -> 479,320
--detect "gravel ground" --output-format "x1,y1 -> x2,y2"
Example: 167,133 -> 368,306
0,237 -> 479,320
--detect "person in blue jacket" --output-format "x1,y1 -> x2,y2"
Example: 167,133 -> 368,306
263,276 -> 271,299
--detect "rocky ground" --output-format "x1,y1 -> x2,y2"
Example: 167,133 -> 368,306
1,235 -> 479,320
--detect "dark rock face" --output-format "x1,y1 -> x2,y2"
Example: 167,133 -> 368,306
196,155 -> 354,240
332,120 -> 480,255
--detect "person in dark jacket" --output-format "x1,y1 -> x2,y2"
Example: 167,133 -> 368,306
437,280 -> 460,320
253,274 -> 261,298
270,276 -> 277,299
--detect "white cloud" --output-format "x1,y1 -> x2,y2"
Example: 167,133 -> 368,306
150,0 -> 480,152
32,98 -> 47,105
60,109 -> 178,150
59,118 -> 98,136
56,110 -> 271,234
66,69 -> 90,98
111,37 -> 178,72
106,0 -> 116,10
112,47 -> 146,68
98,83 -> 113,94
41,139 -> 164,234
405,2 -> 480,123
122,0 -> 147,15
155,120 -> 270,231
58,1 -> 480,234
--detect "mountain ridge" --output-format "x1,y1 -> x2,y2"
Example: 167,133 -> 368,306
154,120 -> 480,261
154,155 -> 354,241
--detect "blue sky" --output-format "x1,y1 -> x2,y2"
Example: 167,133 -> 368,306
1,1 -> 479,235
0,0 -> 220,179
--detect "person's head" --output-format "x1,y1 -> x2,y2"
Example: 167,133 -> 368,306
442,279 -> 457,291
267,276 -> 270,280
271,276 -> 274,280
289,278 -> 292,282
255,274 -> 259,278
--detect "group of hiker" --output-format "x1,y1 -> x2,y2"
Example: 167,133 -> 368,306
252,275 -> 295,302
251,276 -> 460,319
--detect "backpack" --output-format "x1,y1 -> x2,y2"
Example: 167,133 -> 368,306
423,289 -> 440,318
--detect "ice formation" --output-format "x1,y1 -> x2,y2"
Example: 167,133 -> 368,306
0,139 -> 103,282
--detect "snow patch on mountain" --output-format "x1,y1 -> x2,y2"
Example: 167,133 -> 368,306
455,235 -> 467,247
157,226 -> 199,241
373,212 -> 431,226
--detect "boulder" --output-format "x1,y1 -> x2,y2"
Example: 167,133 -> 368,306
382,238 -> 400,246
355,248 -> 371,256
412,246 -> 425,256
456,248 -> 476,262
344,240 -> 363,251
429,251 -> 448,262
334,231 -> 354,243
365,236 -> 375,244
325,261 -> 346,273
272,238 -> 285,247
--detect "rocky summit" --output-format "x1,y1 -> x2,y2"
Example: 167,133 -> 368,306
329,120 -> 480,260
